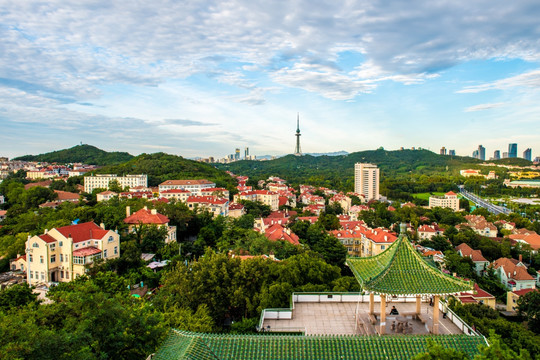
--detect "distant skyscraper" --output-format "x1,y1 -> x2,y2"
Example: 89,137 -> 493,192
493,150 -> 500,160
478,145 -> 485,161
354,163 -> 379,201
449,150 -> 456,156
472,150 -> 479,159
234,148 -> 240,160
294,113 -> 302,156
440,147 -> 447,155
523,148 -> 532,161
508,143 -> 517,158
502,152 -> 508,159
244,147 -> 249,159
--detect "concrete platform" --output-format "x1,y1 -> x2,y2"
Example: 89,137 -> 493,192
263,301 -> 464,336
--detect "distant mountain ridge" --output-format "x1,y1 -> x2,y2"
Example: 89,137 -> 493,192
14,144 -> 134,166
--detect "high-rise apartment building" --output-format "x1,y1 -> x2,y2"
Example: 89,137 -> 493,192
508,143 -> 517,158
478,145 -> 485,161
493,150 -> 500,160
448,150 -> 456,156
523,148 -> 532,161
440,147 -> 447,155
354,163 -> 380,201
235,148 -> 240,160
503,152 -> 508,159
244,147 -> 249,159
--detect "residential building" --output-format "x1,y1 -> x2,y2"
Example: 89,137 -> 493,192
477,145 -> 485,160
456,284 -> 496,309
508,231 -> 540,252
456,215 -> 498,238
159,189 -> 191,202
16,222 -> 120,285
234,190 -> 279,211
329,193 -> 352,213
0,210 -> 7,221
508,143 -> 517,158
354,163 -> 379,201
455,243 -> 489,275
200,187 -> 230,199
331,229 -> 362,256
502,151 -> 508,158
440,147 -> 447,155
493,257 -> 535,291
96,190 -> 118,202
507,288 -> 538,312
263,224 -> 300,245
228,203 -> 245,218
124,206 -> 177,243
428,191 -> 459,211
523,148 -> 532,161
186,196 -> 229,217
448,150 -> 456,156
158,179 -> 216,195
493,150 -> 500,160
417,224 -> 444,240
84,174 -> 148,193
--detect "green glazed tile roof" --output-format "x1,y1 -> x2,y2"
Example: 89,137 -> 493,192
153,329 -> 486,360
347,230 -> 473,295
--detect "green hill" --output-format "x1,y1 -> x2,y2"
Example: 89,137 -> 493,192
14,144 -> 134,166
93,152 -> 237,189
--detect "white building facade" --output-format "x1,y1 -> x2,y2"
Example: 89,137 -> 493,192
84,174 -> 148,193
354,163 -> 379,201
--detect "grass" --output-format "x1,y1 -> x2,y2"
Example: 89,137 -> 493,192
412,192 -> 445,201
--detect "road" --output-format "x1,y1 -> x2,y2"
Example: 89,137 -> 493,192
458,186 -> 512,216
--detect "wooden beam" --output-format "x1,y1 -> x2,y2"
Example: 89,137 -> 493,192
380,295 -> 386,335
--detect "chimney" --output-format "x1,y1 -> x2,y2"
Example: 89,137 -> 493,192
151,209 -> 157,215
519,254 -> 522,263
100,223 -> 105,229
126,206 -> 131,217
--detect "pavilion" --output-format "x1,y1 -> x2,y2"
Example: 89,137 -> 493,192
347,224 -> 473,335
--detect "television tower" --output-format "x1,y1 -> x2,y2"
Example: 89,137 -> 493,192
294,113 -> 302,156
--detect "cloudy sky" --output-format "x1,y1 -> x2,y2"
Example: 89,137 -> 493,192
1,0 -> 540,159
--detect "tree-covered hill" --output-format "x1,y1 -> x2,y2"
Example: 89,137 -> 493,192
218,149 -> 532,190
93,152 -> 237,189
14,144 -> 134,165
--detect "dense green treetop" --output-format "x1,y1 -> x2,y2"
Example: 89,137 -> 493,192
14,144 -> 134,165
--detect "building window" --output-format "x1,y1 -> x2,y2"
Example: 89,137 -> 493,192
108,236 -> 114,243
73,256 -> 85,265
40,256 -> 44,264
30,272 -> 33,279
33,242 -> 39,248
50,255 -> 56,263
60,254 -> 63,262
41,272 -> 45,280
50,244 -> 55,250
59,241 -> 63,247
66,272 -> 69,279
114,246 -> 118,255
60,271 -> 64,278
103,249 -> 107,258
29,254 -> 33,262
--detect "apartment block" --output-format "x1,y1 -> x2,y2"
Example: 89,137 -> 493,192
84,174 -> 148,193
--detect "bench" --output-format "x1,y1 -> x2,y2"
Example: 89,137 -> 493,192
417,314 -> 427,324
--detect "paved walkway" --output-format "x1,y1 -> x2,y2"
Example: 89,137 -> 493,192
263,302 -> 463,336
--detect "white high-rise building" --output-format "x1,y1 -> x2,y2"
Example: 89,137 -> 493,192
354,163 -> 380,201
84,174 -> 147,193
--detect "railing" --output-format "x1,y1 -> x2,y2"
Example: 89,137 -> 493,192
438,300 -> 482,337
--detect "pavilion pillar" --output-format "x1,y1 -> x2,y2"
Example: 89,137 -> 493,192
432,295 -> 440,334
369,292 -> 374,315
380,295 -> 386,335
416,295 -> 421,316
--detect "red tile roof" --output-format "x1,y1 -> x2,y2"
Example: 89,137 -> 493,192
264,224 -> 300,245
512,288 -> 537,296
456,243 -> 488,262
72,246 -> 102,257
56,222 -> 109,243
186,196 -> 228,205
445,191 -> 457,196
160,179 -> 214,186
39,234 -> 57,243
493,257 -> 534,281
509,233 -> 540,250
124,208 -> 169,225
54,190 -> 80,201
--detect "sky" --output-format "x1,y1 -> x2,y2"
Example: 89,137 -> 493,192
1,1 -> 540,160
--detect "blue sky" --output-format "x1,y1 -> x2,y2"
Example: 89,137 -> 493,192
1,0 -> 540,159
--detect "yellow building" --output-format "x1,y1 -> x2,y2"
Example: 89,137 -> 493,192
234,190 -> 279,211
506,288 -> 537,312
21,222 -> 120,285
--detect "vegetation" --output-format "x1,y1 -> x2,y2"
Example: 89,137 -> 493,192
92,152 -> 238,189
14,144 -> 134,165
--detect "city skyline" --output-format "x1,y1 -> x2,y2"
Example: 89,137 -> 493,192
1,1 -> 540,159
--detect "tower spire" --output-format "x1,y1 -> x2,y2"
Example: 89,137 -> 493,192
294,113 -> 302,156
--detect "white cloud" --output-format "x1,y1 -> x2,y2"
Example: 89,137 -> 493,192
464,102 -> 506,112
458,69 -> 540,93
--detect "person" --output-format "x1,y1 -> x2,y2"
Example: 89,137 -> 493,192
389,306 -> 399,315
